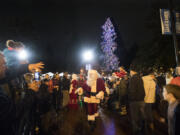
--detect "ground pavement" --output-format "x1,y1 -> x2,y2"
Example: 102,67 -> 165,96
40,107 -> 168,135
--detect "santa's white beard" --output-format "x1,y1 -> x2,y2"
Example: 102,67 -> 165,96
87,78 -> 96,87
87,70 -> 99,87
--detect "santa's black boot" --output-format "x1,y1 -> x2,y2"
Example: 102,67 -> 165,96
90,121 -> 97,131
88,121 -> 92,127
88,121 -> 95,131
93,120 -> 97,128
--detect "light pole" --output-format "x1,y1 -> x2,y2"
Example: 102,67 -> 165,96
169,0 -> 180,66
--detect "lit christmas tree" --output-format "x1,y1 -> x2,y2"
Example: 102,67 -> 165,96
101,17 -> 119,71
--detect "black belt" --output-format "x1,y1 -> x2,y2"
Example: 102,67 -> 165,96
86,91 -> 97,96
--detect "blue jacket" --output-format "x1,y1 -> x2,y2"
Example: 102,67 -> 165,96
3,48 -> 29,78
3,48 -> 20,68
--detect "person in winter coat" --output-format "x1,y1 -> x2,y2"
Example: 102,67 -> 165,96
0,52 -> 44,135
52,73 -> 62,111
117,75 -> 128,115
77,74 -> 86,108
2,40 -> 44,99
127,65 -> 145,135
69,74 -> 78,110
142,70 -> 156,134
3,40 -> 26,68
62,72 -> 71,108
163,84 -> 180,135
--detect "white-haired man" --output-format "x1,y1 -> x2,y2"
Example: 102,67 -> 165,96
78,69 -> 105,130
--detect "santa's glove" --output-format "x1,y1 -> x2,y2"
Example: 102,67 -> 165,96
105,87 -> 110,96
96,91 -> 104,100
75,87 -> 83,95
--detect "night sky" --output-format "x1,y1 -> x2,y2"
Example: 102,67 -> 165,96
0,0 -> 179,73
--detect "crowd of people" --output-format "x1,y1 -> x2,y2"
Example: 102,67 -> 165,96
0,40 -> 180,135
103,66 -> 180,135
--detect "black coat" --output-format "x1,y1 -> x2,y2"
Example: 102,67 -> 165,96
168,103 -> 180,135
61,77 -> 70,90
127,74 -> 145,102
117,78 -> 128,98
174,104 -> 180,135
0,63 -> 29,135
0,88 -> 15,135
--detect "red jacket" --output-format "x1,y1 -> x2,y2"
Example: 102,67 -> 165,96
170,77 -> 180,87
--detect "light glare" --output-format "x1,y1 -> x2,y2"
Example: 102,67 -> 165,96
18,50 -> 28,60
83,50 -> 94,62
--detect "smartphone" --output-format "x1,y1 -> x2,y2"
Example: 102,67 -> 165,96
34,72 -> 40,81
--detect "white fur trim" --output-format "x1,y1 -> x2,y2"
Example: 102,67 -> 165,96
94,112 -> 99,117
84,97 -> 91,103
90,96 -> 100,103
105,87 -> 110,95
96,91 -> 104,100
69,84 -> 73,94
88,115 -> 95,121
76,87 -> 83,95
75,89 -> 78,94
84,96 -> 100,103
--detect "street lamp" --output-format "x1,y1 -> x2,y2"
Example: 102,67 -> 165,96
168,0 -> 180,66
82,50 -> 94,62
18,49 -> 28,60
82,50 -> 94,70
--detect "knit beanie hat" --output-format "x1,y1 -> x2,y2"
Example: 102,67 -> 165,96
165,84 -> 180,99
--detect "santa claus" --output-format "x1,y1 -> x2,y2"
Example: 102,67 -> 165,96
77,69 -> 105,128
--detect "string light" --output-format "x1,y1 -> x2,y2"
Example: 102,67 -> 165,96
101,18 -> 119,71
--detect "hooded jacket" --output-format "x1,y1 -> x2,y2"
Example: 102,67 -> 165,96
142,75 -> 156,103
128,74 -> 145,102
3,48 -> 29,78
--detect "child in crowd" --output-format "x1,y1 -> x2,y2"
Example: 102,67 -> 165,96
163,84 -> 180,135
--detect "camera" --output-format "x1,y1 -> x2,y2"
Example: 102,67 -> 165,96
34,72 -> 40,81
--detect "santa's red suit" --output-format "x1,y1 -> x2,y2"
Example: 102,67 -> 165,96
69,74 -> 78,110
78,70 -> 105,122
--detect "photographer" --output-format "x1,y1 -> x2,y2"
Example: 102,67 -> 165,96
0,52 -> 44,135
2,40 -> 44,102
